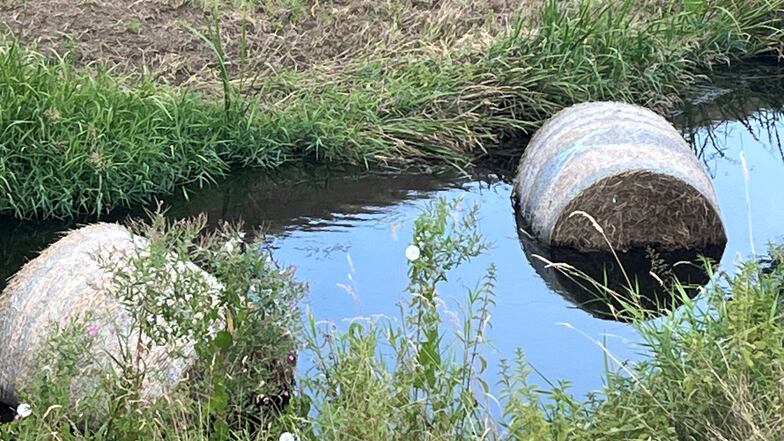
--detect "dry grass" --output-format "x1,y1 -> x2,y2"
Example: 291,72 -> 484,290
0,0 -> 681,92
0,0 -> 541,90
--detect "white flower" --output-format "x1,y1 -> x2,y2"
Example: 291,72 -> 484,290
405,244 -> 421,261
279,432 -> 299,441
223,240 -> 237,254
15,403 -> 32,420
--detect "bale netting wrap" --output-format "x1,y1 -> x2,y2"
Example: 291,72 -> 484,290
513,101 -> 726,251
0,223 -> 218,407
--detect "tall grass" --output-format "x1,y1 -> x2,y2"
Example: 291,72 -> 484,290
583,247 -> 784,440
1,0 -> 783,219
0,44 -> 226,219
0,43 -> 290,220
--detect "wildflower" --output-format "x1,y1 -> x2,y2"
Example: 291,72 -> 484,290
87,326 -> 99,336
405,244 -> 421,261
223,240 -> 237,254
279,432 -> 299,441
14,403 -> 32,420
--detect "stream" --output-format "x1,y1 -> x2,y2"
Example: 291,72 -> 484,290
1,64 -> 784,402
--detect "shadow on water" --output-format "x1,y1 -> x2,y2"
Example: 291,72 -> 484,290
160,166 -> 474,235
0,166 -> 473,291
515,214 -> 725,321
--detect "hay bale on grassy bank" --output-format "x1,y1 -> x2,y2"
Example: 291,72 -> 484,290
513,101 -> 726,252
0,223 -> 216,407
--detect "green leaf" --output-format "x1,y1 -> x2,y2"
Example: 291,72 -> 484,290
214,330 -> 233,350
210,386 -> 229,413
683,0 -> 704,13
210,418 -> 230,441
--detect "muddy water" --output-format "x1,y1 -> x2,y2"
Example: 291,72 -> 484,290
2,66 -> 784,401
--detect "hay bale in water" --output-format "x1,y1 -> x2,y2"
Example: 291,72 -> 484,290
0,223 -> 217,407
513,101 -> 726,251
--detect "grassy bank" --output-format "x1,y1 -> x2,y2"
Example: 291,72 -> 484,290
1,202 -> 783,440
1,0 -> 783,219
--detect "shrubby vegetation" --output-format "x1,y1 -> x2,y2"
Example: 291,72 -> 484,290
1,0 -> 783,219
2,201 -> 783,440
1,213 -> 305,440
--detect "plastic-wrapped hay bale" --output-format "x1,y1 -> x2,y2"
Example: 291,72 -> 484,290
513,101 -> 726,251
0,223 -> 219,407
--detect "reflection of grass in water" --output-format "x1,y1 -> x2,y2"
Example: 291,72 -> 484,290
531,244 -> 717,321
675,64 -> 784,162
529,210 -> 719,322
695,109 -> 784,164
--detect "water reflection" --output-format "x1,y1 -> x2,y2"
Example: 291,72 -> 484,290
0,64 -> 783,400
516,211 -> 725,321
161,166 -> 470,235
0,167 -> 471,291
674,62 -> 784,163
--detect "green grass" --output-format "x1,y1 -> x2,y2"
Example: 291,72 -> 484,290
580,248 -> 784,441
0,44 -> 226,219
3,201 -> 784,440
0,44 -> 291,219
123,18 -> 143,34
1,0 -> 782,219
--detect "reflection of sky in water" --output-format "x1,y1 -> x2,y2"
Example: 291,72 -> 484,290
703,113 -> 784,262
271,110 -> 784,400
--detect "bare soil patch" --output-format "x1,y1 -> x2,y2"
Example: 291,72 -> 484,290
0,0 -> 528,89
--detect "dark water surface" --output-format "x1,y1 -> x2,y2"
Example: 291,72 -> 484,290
2,66 -> 784,401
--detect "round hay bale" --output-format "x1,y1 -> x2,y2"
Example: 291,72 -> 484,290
515,211 -> 724,321
513,101 -> 726,251
0,223 -> 216,407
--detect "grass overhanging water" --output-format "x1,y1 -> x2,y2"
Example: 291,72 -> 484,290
1,0 -> 783,219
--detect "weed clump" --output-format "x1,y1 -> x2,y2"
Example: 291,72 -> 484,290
0,213 -> 305,439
